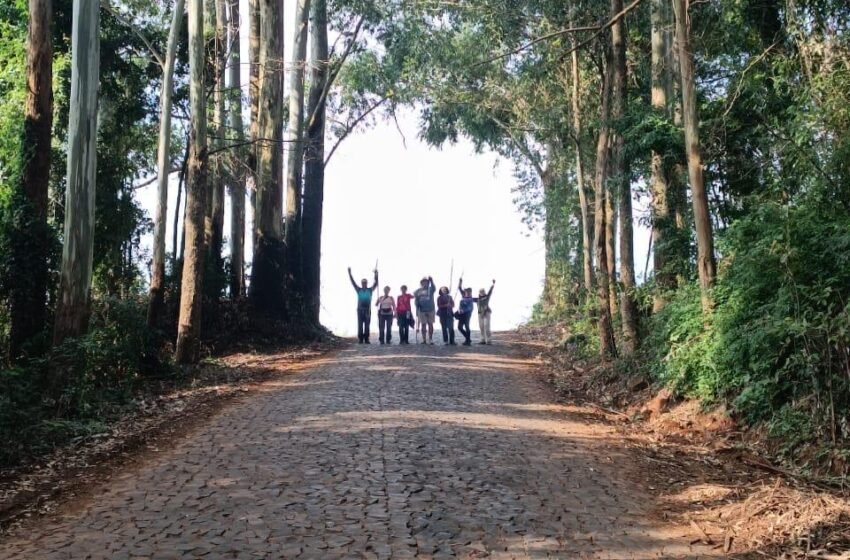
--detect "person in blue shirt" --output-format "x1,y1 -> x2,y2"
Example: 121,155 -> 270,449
456,282 -> 475,346
348,267 -> 378,343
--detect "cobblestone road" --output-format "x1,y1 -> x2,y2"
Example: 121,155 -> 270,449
0,338 -> 704,559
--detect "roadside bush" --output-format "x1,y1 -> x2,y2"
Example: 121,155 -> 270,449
644,198 -> 850,445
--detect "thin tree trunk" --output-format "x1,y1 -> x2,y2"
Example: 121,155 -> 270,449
284,0 -> 311,307
569,4 -> 594,294
175,0 -> 209,364
173,135 -> 190,269
605,158 -> 618,318
650,0 -> 673,312
593,56 -> 617,359
672,0 -> 716,312
53,0 -> 99,346
229,0 -> 246,299
250,0 -> 287,321
10,0 -> 53,358
301,0 -> 328,325
148,0 -> 186,329
248,0 -> 260,255
611,0 -> 638,354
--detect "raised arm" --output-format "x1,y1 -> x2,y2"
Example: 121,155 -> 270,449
428,276 -> 435,295
348,267 -> 358,290
458,277 -> 464,293
487,279 -> 496,298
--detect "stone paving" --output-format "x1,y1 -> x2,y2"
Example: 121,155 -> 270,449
0,337 -> 706,559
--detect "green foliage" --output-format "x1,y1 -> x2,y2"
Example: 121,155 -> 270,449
0,297 -> 167,467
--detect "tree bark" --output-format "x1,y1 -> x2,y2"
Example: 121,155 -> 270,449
593,55 -> 617,359
250,0 -> 287,321
54,0 -> 99,346
207,0 -> 227,268
248,0 -> 260,255
650,0 -> 674,312
569,3 -> 594,294
10,0 -> 53,357
605,157 -> 618,318
301,0 -> 328,325
284,0 -> 311,306
148,0 -> 186,329
228,0 -> 246,299
175,0 -> 209,364
611,0 -> 638,354
672,0 -> 716,312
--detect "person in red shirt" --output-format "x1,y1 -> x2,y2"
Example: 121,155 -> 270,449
396,285 -> 415,344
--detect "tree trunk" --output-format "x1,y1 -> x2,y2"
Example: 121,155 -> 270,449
250,0 -> 287,321
284,0 -> 311,309
301,0 -> 328,325
605,159 -> 618,318
248,0 -> 260,256
53,0 -> 99,346
175,0 -> 209,364
10,0 -> 53,358
569,4 -> 594,294
148,0 -> 186,329
207,0 -> 227,268
672,0 -> 716,312
228,0 -> 246,299
611,0 -> 638,354
593,56 -> 617,359
650,0 -> 674,312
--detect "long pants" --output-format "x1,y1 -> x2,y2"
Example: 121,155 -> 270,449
378,313 -> 394,343
479,312 -> 492,343
438,312 -> 455,344
357,307 -> 371,342
457,313 -> 471,343
398,312 -> 411,343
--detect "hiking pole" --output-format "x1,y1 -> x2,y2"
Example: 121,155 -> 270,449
448,259 -> 454,292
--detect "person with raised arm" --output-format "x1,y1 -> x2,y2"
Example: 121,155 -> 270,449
375,286 -> 396,345
348,266 -> 378,344
459,278 -> 496,344
456,281 -> 475,346
414,276 -> 436,345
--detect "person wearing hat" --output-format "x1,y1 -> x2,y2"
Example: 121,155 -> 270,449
436,286 -> 456,345
348,267 -> 378,343
456,284 -> 475,346
414,276 -> 436,344
459,278 -> 496,344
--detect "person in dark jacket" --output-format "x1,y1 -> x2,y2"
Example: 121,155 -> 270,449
436,287 -> 456,345
348,267 -> 378,343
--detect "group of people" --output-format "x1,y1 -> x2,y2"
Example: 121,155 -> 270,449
347,268 -> 496,346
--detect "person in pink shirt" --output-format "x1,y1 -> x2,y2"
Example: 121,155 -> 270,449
396,285 -> 415,344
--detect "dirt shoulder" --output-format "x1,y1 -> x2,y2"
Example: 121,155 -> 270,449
0,340 -> 341,538
511,326 -> 850,558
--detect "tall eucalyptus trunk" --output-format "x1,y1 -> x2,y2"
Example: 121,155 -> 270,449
248,0 -> 260,255
672,0 -> 716,312
250,0 -> 287,321
284,0 -> 311,306
569,3 -> 594,294
302,0 -> 328,325
228,0 -> 246,299
611,0 -> 638,354
10,0 -> 53,357
650,0 -> 674,312
207,0 -> 227,268
593,56 -> 617,359
175,0 -> 209,364
53,0 -> 99,345
148,0 -> 186,329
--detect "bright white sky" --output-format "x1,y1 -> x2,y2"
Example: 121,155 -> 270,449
136,1 -> 652,337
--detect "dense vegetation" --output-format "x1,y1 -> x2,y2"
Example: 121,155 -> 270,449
1,0 -> 848,470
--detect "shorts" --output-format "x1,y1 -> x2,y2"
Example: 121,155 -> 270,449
417,310 -> 435,324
